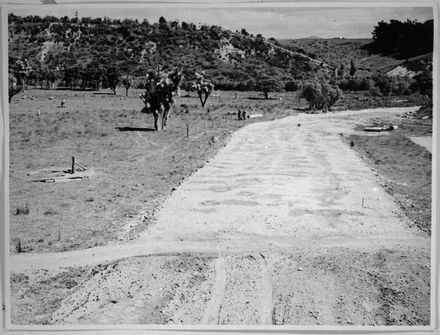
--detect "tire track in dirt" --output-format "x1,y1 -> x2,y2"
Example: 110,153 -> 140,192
201,257 -> 226,324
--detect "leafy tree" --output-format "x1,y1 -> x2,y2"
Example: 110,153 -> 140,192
372,74 -> 393,96
369,19 -> 433,59
192,71 -> 214,107
255,73 -> 283,99
301,81 -> 341,111
9,57 -> 32,90
8,74 -> 22,103
412,71 -> 432,96
285,80 -> 299,92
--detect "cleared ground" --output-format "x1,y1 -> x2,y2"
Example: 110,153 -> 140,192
10,106 -> 431,326
410,136 -> 432,153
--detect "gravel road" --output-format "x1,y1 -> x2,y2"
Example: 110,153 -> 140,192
11,107 -> 431,326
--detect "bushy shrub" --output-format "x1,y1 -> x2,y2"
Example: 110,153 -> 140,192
338,77 -> 372,92
391,78 -> 411,96
372,74 -> 393,96
412,71 -> 432,96
359,78 -> 373,91
369,86 -> 382,97
301,81 -> 341,111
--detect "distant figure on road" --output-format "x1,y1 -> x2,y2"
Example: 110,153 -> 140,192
237,109 -> 242,120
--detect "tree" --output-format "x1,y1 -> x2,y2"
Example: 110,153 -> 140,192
105,65 -> 120,94
192,71 -> 214,108
413,71 -> 432,96
285,80 -> 299,93
9,57 -> 32,91
140,67 -> 183,130
8,57 -> 32,102
369,19 -> 433,59
158,16 -> 168,30
372,74 -> 392,96
337,64 -> 345,78
255,72 -> 283,99
301,83 -> 321,110
301,81 -> 341,111
122,76 -> 131,96
349,60 -> 357,79
8,74 -> 22,103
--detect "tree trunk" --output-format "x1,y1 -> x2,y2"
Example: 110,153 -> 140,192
153,111 -> 160,131
264,91 -> 269,100
198,93 -> 206,107
162,109 -> 169,130
125,87 -> 129,97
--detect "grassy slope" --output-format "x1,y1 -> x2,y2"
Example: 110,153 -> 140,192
280,38 -> 402,75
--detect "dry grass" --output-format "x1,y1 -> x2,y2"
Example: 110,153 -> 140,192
9,88 -> 300,253
346,117 -> 432,234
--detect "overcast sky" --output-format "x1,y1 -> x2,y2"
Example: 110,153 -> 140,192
9,4 -> 434,39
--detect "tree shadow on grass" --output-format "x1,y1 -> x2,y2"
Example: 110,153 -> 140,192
93,92 -> 117,96
115,126 -> 156,132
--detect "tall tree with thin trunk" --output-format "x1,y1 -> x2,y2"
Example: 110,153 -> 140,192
122,76 -> 131,96
350,60 -> 357,79
192,71 -> 214,108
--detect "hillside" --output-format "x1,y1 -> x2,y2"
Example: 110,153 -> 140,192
8,14 -> 331,90
279,38 -> 403,77
280,19 -> 433,79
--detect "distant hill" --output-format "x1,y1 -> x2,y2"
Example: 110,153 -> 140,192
8,14 -> 332,90
280,19 -> 433,79
299,36 -> 323,40
279,38 -> 403,77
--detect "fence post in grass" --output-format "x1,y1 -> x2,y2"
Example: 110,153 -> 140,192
12,237 -> 21,253
186,124 -> 189,138
71,156 -> 75,174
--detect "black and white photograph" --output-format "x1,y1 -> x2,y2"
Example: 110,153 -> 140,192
1,0 -> 438,331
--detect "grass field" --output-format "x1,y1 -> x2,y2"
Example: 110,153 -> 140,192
9,88 -> 431,253
9,88 -> 304,253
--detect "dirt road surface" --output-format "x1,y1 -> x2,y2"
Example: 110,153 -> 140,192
410,136 -> 432,153
11,107 -> 431,326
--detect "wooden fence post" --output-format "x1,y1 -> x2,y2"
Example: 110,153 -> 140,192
186,124 -> 189,138
71,156 -> 75,174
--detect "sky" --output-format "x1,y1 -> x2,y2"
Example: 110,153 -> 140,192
8,3 -> 434,39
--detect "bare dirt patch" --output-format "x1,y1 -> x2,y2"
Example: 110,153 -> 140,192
10,266 -> 91,325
